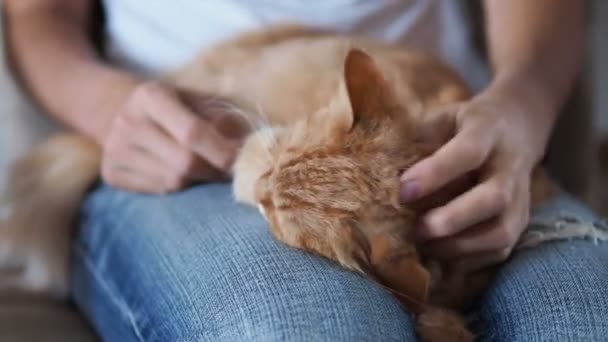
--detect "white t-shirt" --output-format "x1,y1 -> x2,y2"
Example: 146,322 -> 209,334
103,0 -> 489,90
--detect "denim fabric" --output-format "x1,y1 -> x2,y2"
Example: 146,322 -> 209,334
71,183 -> 608,342
518,193 -> 608,248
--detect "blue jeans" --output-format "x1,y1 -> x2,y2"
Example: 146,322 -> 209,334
71,183 -> 608,341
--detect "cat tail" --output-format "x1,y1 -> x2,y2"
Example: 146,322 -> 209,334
0,134 -> 101,298
416,305 -> 474,342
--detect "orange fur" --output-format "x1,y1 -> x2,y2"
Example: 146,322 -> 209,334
0,25 -> 555,341
0,134 -> 99,296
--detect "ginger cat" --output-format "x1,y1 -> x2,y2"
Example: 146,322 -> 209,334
0,26 -> 554,341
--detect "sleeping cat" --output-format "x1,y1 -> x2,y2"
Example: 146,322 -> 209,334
0,26 -> 554,341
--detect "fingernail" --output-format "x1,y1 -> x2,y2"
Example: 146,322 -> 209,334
400,180 -> 419,203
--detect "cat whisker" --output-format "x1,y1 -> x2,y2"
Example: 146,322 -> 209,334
243,102 -> 280,155
200,97 -> 273,141
253,103 -> 275,135
202,98 -> 278,158
204,97 -> 270,132
203,97 -> 251,120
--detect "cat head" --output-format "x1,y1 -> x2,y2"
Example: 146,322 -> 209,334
233,49 -> 467,311
253,50 -> 431,235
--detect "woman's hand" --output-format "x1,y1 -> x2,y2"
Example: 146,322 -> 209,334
101,82 -> 243,194
400,77 -> 557,272
398,0 -> 582,272
6,0 -> 245,192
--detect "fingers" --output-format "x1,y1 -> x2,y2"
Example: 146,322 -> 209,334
448,249 -> 512,273
129,118 -> 225,181
422,220 -> 512,259
401,95 -> 539,268
101,82 -> 241,194
101,147 -> 182,194
400,107 -> 498,203
102,115 -> 221,193
416,175 -> 513,240
102,166 -> 167,194
421,187 -> 529,259
134,83 -> 239,172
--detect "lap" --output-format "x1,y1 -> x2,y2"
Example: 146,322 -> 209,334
472,240 -> 608,341
71,183 -> 415,342
472,195 -> 608,341
72,183 -> 607,341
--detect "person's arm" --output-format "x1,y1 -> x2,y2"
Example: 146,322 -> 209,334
5,0 -> 137,141
5,0 -> 240,193
400,0 -> 583,271
483,0 -> 583,160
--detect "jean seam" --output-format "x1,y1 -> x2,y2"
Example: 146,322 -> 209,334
74,243 -> 146,342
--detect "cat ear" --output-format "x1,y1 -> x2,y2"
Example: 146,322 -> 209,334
344,48 -> 396,125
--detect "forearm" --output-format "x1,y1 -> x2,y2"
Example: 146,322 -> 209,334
483,0 -> 583,145
5,0 -> 141,142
